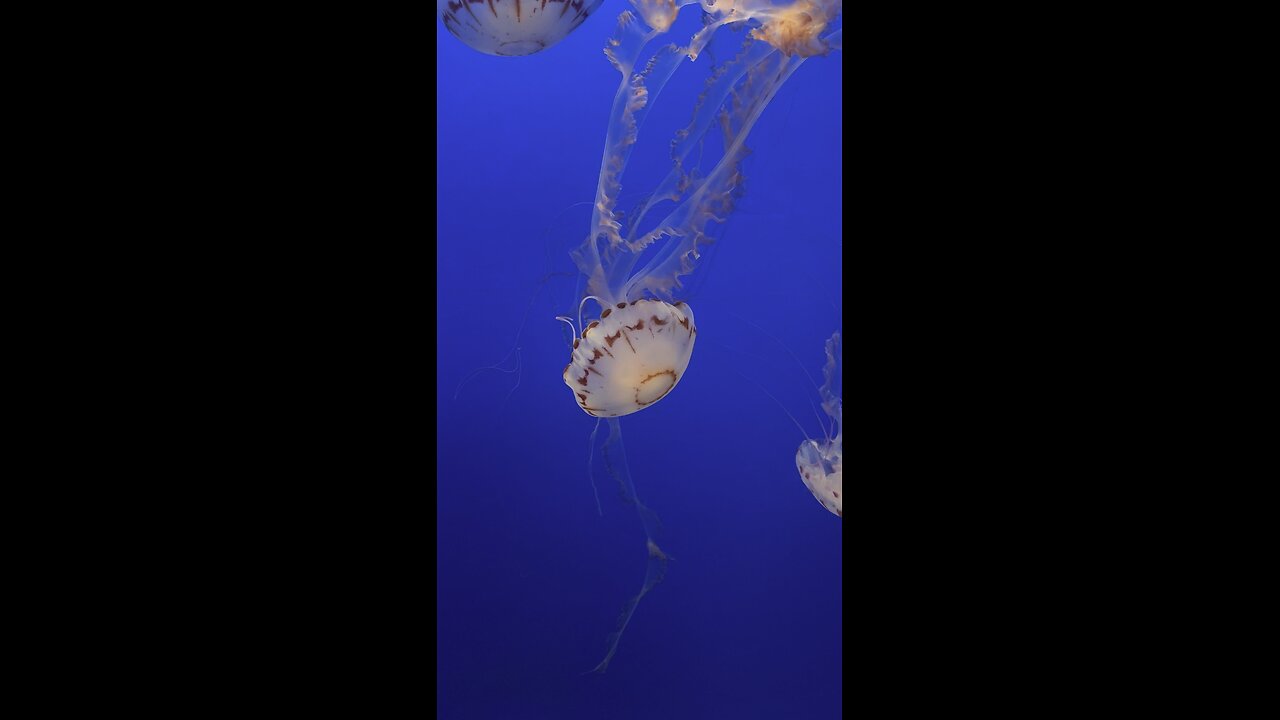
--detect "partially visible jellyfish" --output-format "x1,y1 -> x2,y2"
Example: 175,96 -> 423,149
439,0 -> 605,56
797,332 -> 842,518
558,0 -> 842,673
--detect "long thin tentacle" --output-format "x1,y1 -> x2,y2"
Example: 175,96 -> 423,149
586,418 -> 669,674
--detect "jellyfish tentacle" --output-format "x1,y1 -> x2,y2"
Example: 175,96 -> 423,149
575,0 -> 842,304
731,364 -> 812,442
587,417 -> 604,516
586,9 -> 756,297
624,34 -> 777,244
587,418 -> 669,674
555,315 -> 580,341
616,40 -> 789,297
592,41 -> 692,291
577,295 -> 607,337
454,264 -> 566,403
819,331 -> 842,439
453,342 -> 522,401
456,190 -> 595,403
621,50 -> 810,300
725,309 -> 831,440
580,8 -> 704,302
497,347 -> 523,417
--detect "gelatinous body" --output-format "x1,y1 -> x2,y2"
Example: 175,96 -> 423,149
439,0 -> 604,56
563,299 -> 697,417
797,332 -> 842,517
563,0 -> 842,672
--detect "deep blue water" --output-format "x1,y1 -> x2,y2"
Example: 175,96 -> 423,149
437,4 -> 843,717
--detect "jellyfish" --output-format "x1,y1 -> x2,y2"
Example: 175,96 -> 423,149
562,0 -> 842,415
439,0 -> 605,56
797,331 -> 842,518
558,0 -> 841,673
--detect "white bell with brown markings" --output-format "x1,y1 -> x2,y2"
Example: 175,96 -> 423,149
563,299 -> 696,417
439,0 -> 604,57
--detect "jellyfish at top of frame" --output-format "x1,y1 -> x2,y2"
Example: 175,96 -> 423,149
560,0 -> 842,419
439,0 -> 605,57
797,331 -> 842,518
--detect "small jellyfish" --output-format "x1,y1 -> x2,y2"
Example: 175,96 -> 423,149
797,332 -> 842,518
439,0 -> 605,56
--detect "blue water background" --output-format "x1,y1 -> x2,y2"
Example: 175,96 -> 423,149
438,5 -> 843,717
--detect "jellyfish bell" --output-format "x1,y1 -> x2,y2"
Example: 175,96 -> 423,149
563,299 -> 696,417
439,0 -> 605,57
798,438 -> 841,517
